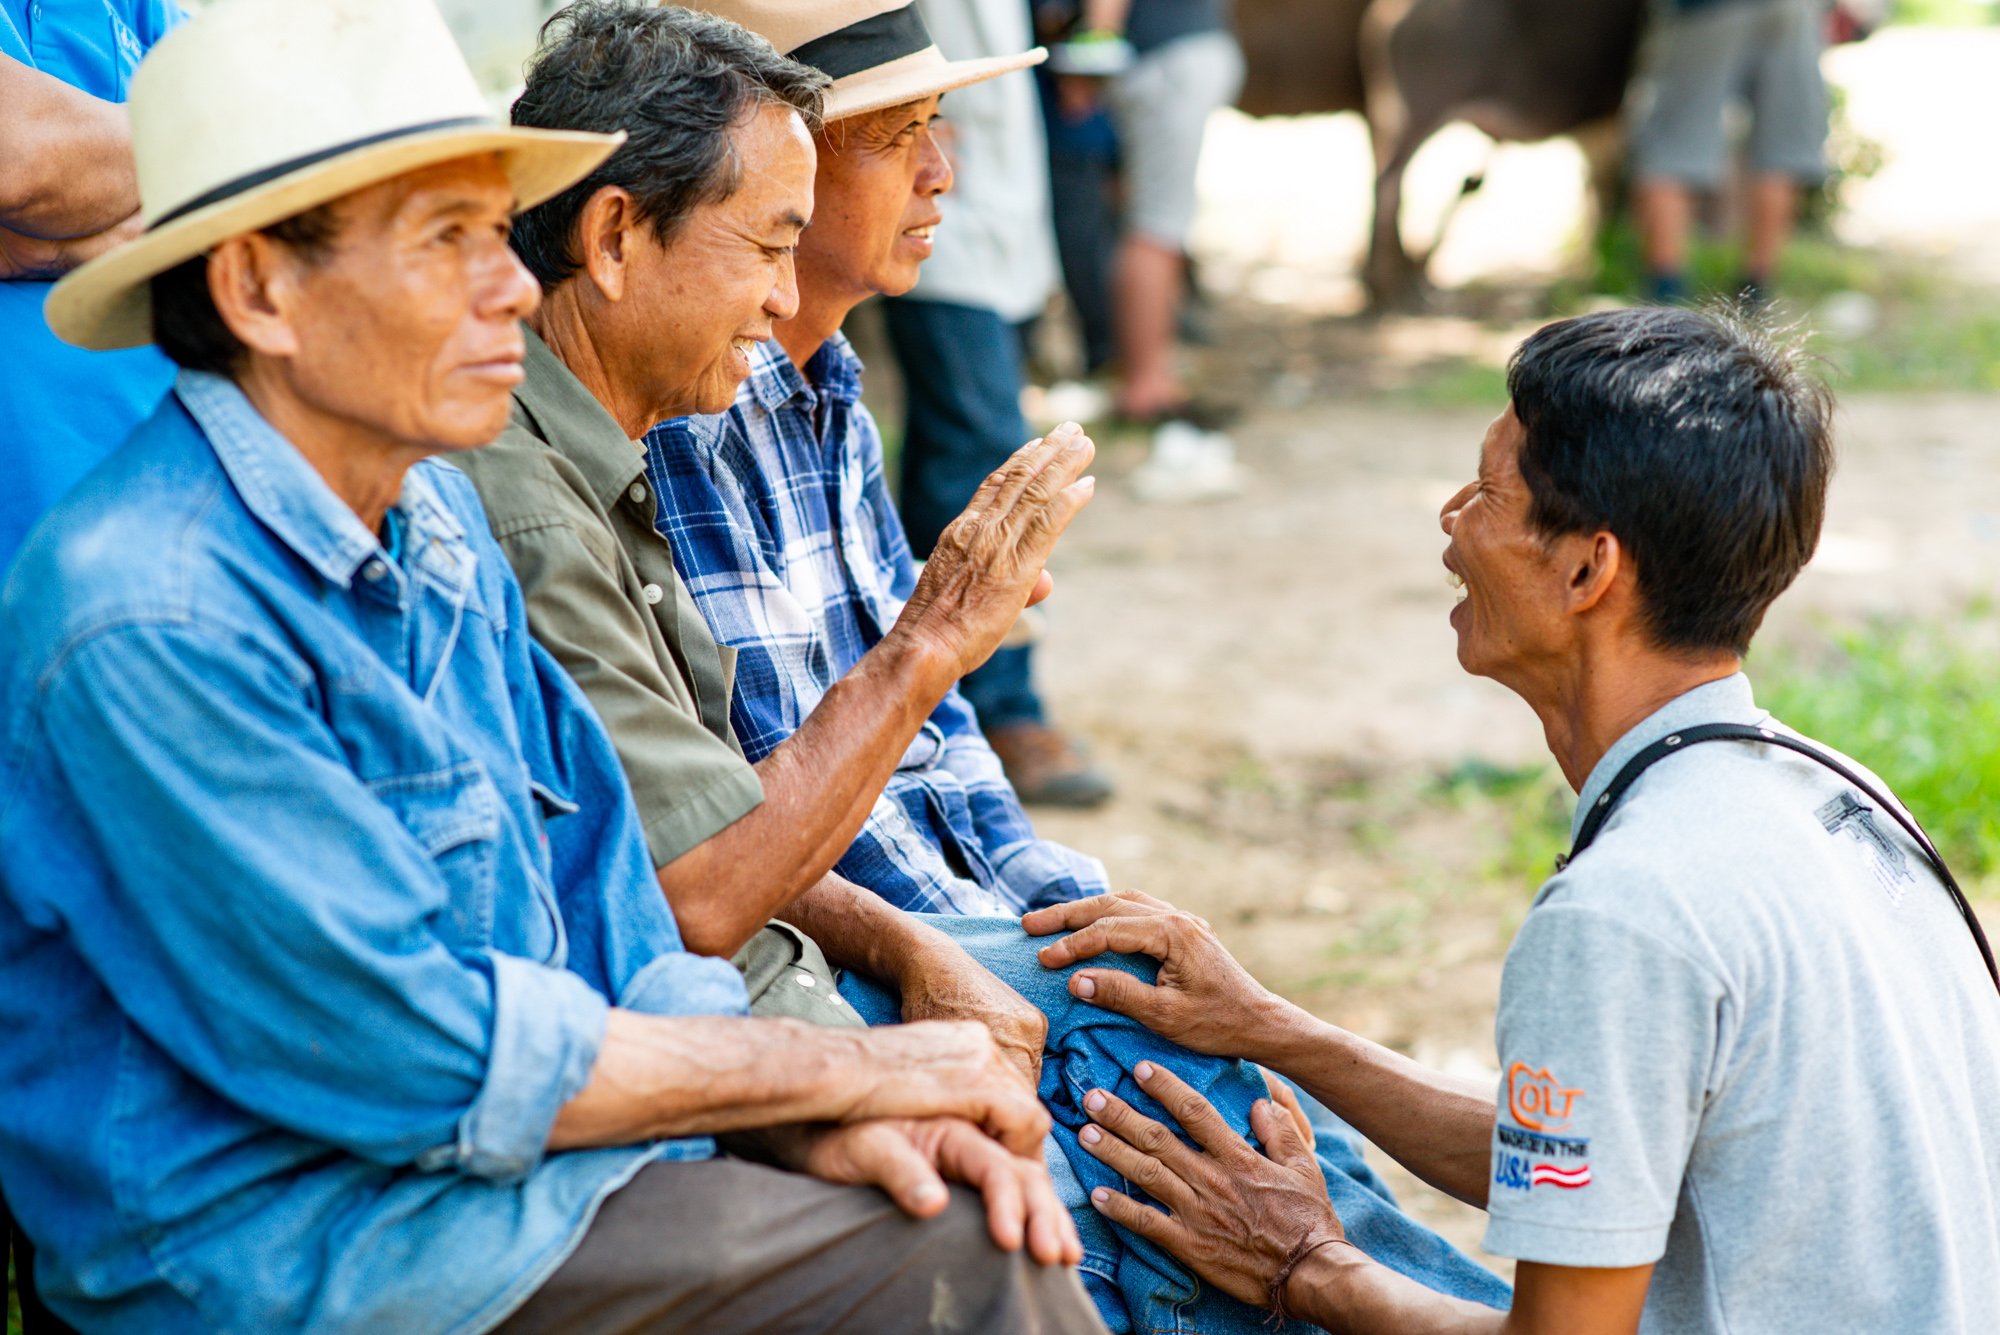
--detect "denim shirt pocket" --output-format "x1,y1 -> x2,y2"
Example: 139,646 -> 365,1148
368,762 -> 504,949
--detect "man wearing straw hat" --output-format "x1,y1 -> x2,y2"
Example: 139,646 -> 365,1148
0,2 -> 1112,1331
453,0 -> 1093,1076
630,2 -> 1512,1329
467,15 -> 1490,1333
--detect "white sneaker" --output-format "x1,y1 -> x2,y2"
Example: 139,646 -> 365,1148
1131,420 -> 1243,503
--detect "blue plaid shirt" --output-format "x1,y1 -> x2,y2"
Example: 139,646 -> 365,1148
644,336 -> 1108,916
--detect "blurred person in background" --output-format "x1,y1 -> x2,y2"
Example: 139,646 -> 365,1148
882,0 -> 1115,807
1048,0 -> 1244,501
1627,0 -> 1829,305
0,1 -> 180,573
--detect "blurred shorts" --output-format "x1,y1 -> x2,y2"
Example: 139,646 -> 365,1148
1628,0 -> 1829,187
1106,29 -> 1245,248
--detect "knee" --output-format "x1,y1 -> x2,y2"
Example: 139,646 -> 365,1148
911,1190 -> 1101,1333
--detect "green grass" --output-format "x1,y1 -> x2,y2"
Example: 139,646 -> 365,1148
1822,306 -> 2000,392
1431,760 -> 1575,885
1756,605 -> 2000,881
1893,0 -> 1999,25
1427,607 -> 2000,896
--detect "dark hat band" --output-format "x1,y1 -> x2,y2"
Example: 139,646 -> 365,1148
149,115 -> 494,230
790,3 -> 933,81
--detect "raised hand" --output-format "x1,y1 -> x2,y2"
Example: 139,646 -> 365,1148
797,1116 -> 1083,1266
1025,889 -> 1289,1057
894,423 -> 1096,681
1077,1061 -> 1348,1312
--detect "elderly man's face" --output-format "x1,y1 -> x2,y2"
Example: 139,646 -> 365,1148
263,154 -> 540,453
627,102 -> 815,417
798,95 -> 950,305
1438,407 -> 1576,687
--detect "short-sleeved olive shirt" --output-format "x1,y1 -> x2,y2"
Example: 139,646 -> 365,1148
452,329 -> 764,868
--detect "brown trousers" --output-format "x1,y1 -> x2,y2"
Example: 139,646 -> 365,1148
496,1158 -> 1108,1334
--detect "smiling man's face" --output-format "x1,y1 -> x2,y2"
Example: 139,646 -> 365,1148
1438,406 -> 1579,688
626,101 -> 816,417
795,95 -> 951,308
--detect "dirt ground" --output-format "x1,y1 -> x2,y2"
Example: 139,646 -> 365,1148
1003,28 -> 2000,1266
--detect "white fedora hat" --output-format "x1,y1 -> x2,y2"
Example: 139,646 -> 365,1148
47,0 -> 625,352
688,0 -> 1045,121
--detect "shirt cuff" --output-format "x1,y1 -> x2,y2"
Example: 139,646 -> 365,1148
419,953 -> 609,1181
617,949 -> 751,1018
1482,1212 -> 1670,1269
992,839 -> 1110,909
636,762 -> 765,869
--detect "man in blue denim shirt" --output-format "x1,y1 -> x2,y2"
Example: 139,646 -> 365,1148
0,2 -> 1100,1332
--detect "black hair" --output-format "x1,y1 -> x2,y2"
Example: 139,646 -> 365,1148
508,0 -> 827,290
150,206 -> 342,375
1506,306 -> 1834,658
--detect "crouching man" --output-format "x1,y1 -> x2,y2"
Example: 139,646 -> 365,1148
1029,307 -> 2000,1333
0,3 -> 1104,1332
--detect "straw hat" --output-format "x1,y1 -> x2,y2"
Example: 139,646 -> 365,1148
47,0 -> 625,352
690,1 -> 1046,121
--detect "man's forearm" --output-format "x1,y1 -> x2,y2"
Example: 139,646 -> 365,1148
550,1008 -> 1048,1156
1286,1244 -> 1506,1334
1247,1006 -> 1498,1207
0,56 -> 139,239
549,1012 -> 872,1149
656,630 -> 959,956
777,871 -> 948,987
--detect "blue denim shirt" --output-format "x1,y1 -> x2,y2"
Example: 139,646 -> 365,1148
0,373 -> 748,1333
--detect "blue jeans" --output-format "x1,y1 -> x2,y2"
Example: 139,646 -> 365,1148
880,297 -> 1046,730
839,916 -> 1513,1332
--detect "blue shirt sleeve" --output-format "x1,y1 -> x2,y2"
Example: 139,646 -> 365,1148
481,512 -> 748,1022
23,617 -> 610,1180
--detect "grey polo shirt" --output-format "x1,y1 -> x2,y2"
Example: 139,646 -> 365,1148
1483,674 -> 2000,1332
451,329 -> 763,869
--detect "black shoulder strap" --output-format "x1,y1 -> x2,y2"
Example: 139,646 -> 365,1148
1559,722 -> 1999,995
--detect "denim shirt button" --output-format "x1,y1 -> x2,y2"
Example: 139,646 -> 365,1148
361,561 -> 388,583
642,583 -> 664,605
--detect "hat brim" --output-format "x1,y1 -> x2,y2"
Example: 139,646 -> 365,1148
47,124 -> 624,351
825,47 -> 1045,121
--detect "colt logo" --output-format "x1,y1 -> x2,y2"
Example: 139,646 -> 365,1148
1507,1063 -> 1583,1132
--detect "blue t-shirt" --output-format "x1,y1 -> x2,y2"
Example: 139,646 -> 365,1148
0,0 -> 182,577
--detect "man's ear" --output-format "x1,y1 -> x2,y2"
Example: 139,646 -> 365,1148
575,185 -> 636,303
207,232 -> 305,360
1565,530 -> 1626,616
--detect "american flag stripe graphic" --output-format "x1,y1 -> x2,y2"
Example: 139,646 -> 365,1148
1529,1163 -> 1591,1189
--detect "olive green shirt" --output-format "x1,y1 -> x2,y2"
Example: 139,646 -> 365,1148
452,329 -> 764,869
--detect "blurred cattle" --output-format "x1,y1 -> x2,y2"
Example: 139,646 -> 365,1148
1234,0 -> 1649,306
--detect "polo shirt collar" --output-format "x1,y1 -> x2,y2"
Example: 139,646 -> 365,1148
177,370 -> 462,589
1571,672 -> 1769,843
511,325 -> 646,509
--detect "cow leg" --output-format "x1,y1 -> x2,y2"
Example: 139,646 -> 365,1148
1366,111 -> 1456,310
1570,116 -> 1628,241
